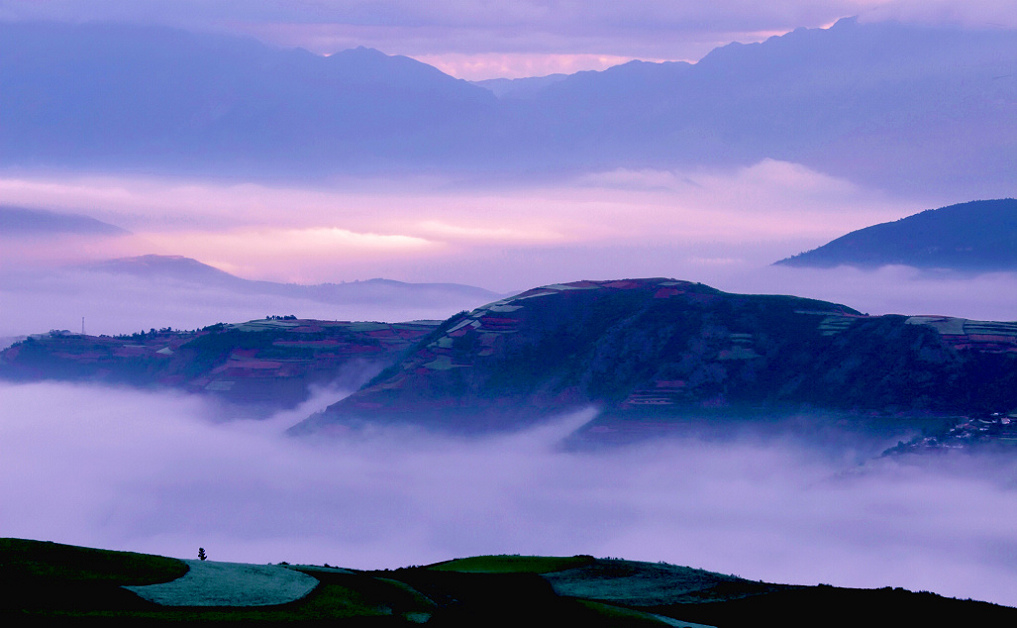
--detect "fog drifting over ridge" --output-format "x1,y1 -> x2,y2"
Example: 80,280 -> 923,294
8,158 -> 1012,339
3,380 -> 1017,606
3,253 -> 1016,339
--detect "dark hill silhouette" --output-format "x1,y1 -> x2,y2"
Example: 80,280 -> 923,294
0,317 -> 442,412
776,199 -> 1017,271
293,278 -> 1017,435
5,538 -> 1016,626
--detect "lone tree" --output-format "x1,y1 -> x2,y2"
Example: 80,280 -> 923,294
198,547 -> 207,561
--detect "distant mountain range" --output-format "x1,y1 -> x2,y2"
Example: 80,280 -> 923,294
0,205 -> 128,236
2,19 -> 1016,195
81,255 -> 501,307
776,199 -> 1017,271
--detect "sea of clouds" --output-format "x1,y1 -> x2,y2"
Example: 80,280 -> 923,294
3,380 -> 1017,606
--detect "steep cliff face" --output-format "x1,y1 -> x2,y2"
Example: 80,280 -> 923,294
294,278 -> 1017,434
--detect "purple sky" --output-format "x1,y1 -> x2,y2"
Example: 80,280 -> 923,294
0,1 -> 1012,296
2,1 -> 1015,78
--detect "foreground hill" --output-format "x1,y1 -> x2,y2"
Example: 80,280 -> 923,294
295,278 -> 1017,436
3,539 -> 1014,626
776,199 -> 1017,271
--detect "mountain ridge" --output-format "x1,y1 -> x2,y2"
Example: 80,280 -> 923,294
776,198 -> 1017,271
3,19 -> 1016,194
293,277 -> 1017,436
5,275 -> 1017,442
0,205 -> 129,236
80,254 -> 503,306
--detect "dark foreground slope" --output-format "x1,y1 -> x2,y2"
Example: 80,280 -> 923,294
295,278 -> 1017,435
4,539 -> 1015,627
0,318 -> 439,412
776,198 -> 1017,271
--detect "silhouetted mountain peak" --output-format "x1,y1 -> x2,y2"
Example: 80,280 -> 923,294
776,198 -> 1017,270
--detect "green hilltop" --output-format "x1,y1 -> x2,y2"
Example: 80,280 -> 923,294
3,539 -> 1016,627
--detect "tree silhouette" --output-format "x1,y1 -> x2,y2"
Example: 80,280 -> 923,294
198,547 -> 207,561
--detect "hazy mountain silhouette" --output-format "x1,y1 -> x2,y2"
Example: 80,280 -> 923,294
776,199 -> 1017,271
2,19 -> 1016,193
472,73 -> 569,99
0,205 -> 128,236
0,22 -> 495,179
82,255 -> 501,306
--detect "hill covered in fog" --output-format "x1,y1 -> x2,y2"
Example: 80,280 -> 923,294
776,199 -> 1017,271
2,18 -> 1016,195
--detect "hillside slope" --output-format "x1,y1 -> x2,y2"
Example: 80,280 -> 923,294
5,540 -> 1016,627
776,199 -> 1017,271
0,318 -> 440,412
294,278 -> 1017,434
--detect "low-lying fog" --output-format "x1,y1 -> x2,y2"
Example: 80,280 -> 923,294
2,262 -> 1015,339
3,380 -> 1017,607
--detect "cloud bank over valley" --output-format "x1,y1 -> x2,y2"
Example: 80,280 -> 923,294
3,380 -> 1017,606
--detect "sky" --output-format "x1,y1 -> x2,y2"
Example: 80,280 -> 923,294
7,160 -> 1011,338
1,0 -> 1015,328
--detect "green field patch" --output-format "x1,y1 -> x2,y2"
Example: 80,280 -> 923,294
2,540 -> 437,622
344,322 -> 393,332
578,599 -> 714,627
125,560 -> 318,607
0,538 -> 188,613
427,554 -> 596,574
0,538 -> 186,586
542,559 -> 745,606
